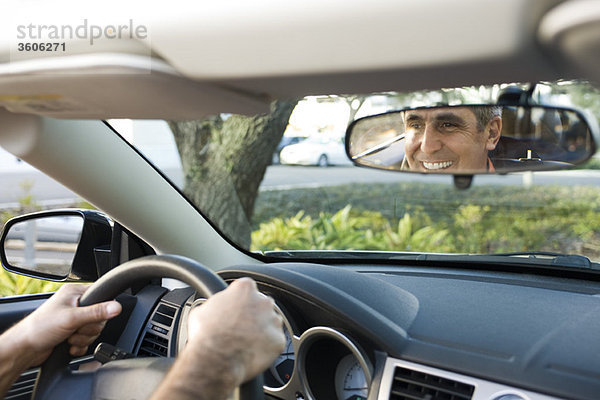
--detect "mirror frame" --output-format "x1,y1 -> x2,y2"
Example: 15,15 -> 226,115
345,103 -> 598,175
0,209 -> 112,282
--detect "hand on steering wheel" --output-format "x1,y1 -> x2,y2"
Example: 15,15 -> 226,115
32,255 -> 279,400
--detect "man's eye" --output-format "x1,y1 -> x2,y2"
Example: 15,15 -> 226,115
408,123 -> 422,129
440,122 -> 457,129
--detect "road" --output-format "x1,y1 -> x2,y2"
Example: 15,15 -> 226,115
259,165 -> 600,190
1,166 -> 599,207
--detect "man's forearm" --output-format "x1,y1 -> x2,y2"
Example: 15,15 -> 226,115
149,342 -> 243,400
0,324 -> 38,398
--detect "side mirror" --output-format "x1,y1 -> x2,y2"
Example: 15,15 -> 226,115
0,210 -> 112,281
346,105 -> 597,174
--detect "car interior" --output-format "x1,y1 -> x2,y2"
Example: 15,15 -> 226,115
1,1 -> 600,400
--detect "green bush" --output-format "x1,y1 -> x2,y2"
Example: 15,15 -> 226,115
252,205 -> 451,253
0,267 -> 62,297
252,182 -> 600,259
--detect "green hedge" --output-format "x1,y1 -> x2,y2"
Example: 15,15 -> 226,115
0,268 -> 62,297
252,206 -> 450,253
252,183 -> 600,259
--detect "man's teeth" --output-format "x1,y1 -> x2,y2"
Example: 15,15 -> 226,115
423,161 -> 453,170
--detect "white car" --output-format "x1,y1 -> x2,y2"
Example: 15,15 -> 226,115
280,136 -> 351,167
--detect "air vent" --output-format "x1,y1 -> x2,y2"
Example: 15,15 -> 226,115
6,368 -> 38,400
390,366 -> 475,400
138,331 -> 169,357
137,302 -> 179,358
151,303 -> 177,327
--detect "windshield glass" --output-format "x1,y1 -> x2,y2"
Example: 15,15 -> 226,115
111,80 -> 600,262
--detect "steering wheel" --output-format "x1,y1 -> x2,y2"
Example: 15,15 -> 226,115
32,254 -> 263,400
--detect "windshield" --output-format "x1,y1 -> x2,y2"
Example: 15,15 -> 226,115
112,81 -> 600,262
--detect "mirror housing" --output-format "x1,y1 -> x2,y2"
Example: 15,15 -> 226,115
346,104 -> 597,174
0,209 -> 112,282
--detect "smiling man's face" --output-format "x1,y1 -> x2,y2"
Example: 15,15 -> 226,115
403,107 -> 501,172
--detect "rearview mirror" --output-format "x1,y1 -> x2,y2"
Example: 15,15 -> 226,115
346,105 -> 596,174
0,210 -> 112,281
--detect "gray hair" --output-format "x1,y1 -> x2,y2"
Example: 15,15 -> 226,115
471,106 -> 502,131
399,105 -> 502,132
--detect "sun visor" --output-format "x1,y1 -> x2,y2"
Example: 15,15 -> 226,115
0,54 -> 270,119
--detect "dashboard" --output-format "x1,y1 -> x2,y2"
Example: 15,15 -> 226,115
77,262 -> 600,400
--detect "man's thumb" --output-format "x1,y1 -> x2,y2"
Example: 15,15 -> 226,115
78,301 -> 122,324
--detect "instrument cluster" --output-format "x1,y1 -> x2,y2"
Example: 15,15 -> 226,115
176,294 -> 374,400
264,305 -> 373,400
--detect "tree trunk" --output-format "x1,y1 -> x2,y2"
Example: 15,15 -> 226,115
168,100 -> 297,248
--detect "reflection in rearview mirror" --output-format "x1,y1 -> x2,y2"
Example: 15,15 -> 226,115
3,215 -> 84,279
346,105 -> 596,174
